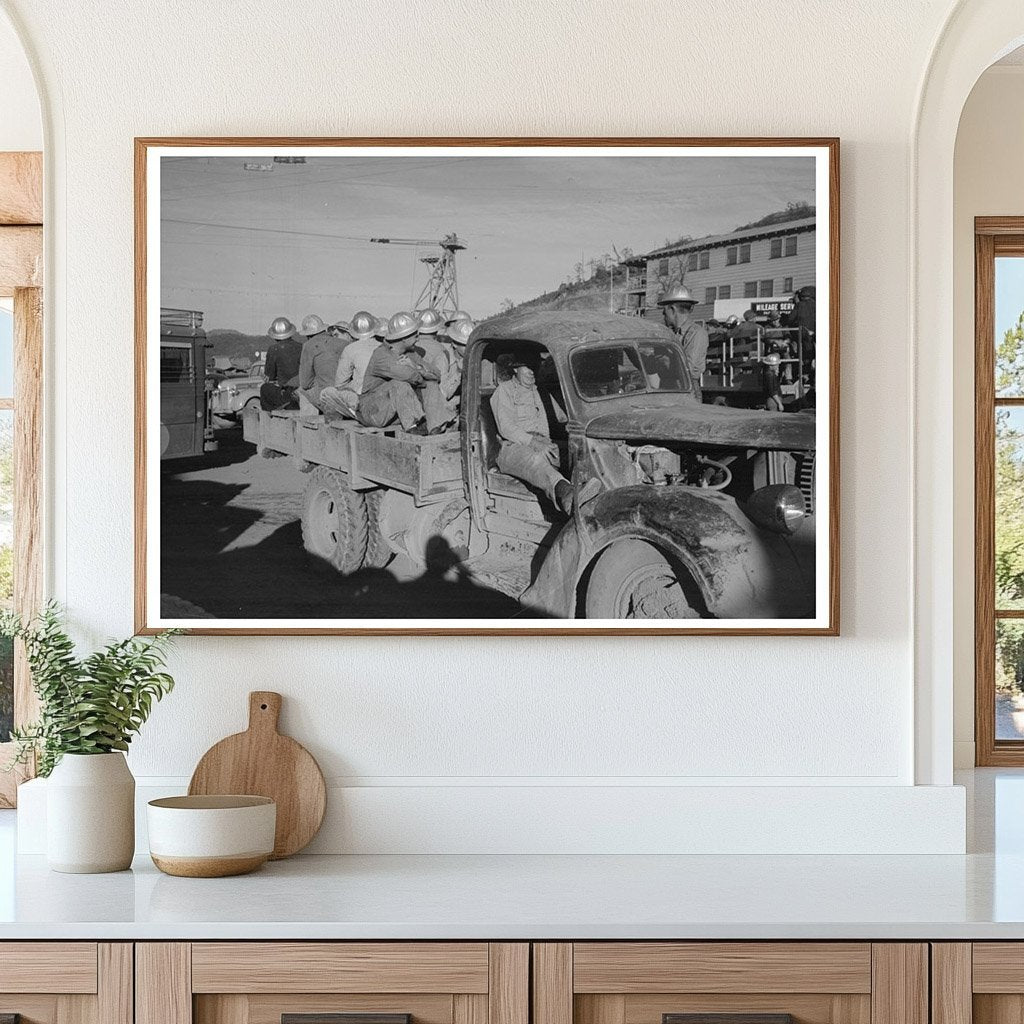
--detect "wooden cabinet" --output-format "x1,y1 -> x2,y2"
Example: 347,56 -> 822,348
136,944 -> 528,1024
932,943 -> 1024,1024
0,943 -> 131,1024
532,944 -> 928,1024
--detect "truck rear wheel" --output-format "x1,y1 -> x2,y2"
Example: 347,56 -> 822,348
363,489 -> 395,569
585,539 -> 702,619
301,466 -> 368,574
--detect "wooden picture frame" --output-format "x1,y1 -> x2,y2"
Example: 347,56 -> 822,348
135,137 -> 839,636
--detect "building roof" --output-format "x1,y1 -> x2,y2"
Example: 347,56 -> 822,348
641,216 -> 817,261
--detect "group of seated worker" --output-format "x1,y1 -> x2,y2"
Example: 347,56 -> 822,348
489,351 -> 599,516
261,307 -> 474,435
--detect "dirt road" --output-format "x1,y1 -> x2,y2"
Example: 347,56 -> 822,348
159,425 -> 524,620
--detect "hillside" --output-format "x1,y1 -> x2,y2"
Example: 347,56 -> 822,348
207,329 -> 268,366
498,269 -> 631,318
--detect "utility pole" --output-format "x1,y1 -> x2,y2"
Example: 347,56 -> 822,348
369,233 -> 467,315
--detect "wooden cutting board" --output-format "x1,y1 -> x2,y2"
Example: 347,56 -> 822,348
188,691 -> 326,859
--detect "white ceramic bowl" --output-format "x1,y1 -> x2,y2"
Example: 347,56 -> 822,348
147,795 -> 276,877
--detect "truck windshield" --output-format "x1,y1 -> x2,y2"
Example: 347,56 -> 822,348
571,341 -> 690,399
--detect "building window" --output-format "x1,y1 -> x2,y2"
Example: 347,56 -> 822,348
686,253 -> 698,272
719,285 -> 731,300
783,277 -> 794,293
726,247 -> 737,266
658,258 -> 668,277
759,280 -> 774,297
699,251 -> 710,270
705,287 -> 717,304
785,235 -> 798,257
975,220 -> 1024,764
770,238 -> 783,259
744,281 -> 758,298
739,243 -> 751,264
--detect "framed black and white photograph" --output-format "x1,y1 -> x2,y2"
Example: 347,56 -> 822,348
135,137 -> 839,635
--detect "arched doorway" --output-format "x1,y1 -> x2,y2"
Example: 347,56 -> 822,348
914,2 -> 1024,785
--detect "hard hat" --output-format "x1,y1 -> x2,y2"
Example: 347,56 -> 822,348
300,314 -> 328,337
656,283 -> 697,306
348,311 -> 378,340
373,316 -> 388,338
328,321 -> 351,335
268,317 -> 297,340
417,309 -> 444,334
447,320 -> 474,346
385,311 -> 419,342
445,309 -> 472,326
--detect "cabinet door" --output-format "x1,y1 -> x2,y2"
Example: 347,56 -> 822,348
533,944 -> 927,1024
0,943 -> 131,1024
942,943 -> 1024,1024
137,943 -> 528,1024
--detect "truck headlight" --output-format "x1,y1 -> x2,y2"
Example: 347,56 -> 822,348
743,483 -> 805,535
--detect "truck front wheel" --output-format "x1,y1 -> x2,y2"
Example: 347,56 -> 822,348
585,539 -> 703,619
363,489 -> 395,569
301,466 -> 368,574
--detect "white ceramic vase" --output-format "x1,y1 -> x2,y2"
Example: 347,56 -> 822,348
46,752 -> 135,873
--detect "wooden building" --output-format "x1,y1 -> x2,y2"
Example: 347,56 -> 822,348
624,216 -> 816,321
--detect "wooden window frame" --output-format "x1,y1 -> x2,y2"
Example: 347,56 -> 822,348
0,152 -> 43,806
975,217 -> 1024,765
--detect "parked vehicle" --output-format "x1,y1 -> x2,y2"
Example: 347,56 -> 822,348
243,311 -> 816,620
211,362 -> 265,422
160,308 -> 217,459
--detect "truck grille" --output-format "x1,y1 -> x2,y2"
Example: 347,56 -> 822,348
796,452 -> 815,514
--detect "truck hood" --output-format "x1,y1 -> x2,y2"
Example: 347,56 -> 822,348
584,405 -> 815,451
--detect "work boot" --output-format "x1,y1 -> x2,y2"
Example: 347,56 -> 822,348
554,479 -> 573,514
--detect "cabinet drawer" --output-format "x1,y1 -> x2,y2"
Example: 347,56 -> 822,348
140,943 -> 528,1024
534,943 -> 925,1024
0,942 -> 98,994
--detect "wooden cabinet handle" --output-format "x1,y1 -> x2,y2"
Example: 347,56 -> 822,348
283,1016 -> 411,1024
664,1016 -> 794,1024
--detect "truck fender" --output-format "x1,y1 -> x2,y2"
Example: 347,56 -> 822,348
520,485 -> 808,619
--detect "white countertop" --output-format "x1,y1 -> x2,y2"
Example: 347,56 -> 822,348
0,849 -> 1023,940
1,769 -> 1021,941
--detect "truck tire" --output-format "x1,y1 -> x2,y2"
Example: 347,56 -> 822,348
301,466 -> 368,574
363,489 -> 395,569
585,539 -> 702,619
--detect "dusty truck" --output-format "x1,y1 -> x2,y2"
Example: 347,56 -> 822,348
242,310 -> 817,620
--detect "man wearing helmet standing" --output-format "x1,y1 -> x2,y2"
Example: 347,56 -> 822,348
260,316 -> 304,410
415,309 -> 461,417
357,312 -> 451,435
657,283 -> 708,402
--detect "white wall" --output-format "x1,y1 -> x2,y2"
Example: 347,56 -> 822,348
952,65 -> 1024,767
0,0 -> 979,852
0,10 -> 39,152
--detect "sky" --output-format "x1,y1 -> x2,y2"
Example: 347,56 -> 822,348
160,153 -> 816,333
997,257 -> 1024,339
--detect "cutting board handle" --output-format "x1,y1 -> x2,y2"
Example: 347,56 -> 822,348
248,691 -> 282,734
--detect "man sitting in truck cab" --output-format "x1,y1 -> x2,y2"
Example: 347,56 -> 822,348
491,352 -> 577,514
357,311 -> 452,435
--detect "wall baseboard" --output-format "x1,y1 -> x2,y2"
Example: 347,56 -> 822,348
17,777 -> 967,856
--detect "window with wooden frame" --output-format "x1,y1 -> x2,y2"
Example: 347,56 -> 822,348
0,151 -> 44,806
976,218 -> 1024,765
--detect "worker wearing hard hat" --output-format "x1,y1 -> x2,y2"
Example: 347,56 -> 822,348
320,311 -> 381,419
260,316 -> 303,411
657,283 -> 708,402
357,312 -> 452,435
297,313 -> 351,415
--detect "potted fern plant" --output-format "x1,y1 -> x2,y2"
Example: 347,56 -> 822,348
2,604 -> 179,873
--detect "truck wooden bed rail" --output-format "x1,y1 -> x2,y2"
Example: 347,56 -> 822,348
243,408 -> 463,506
